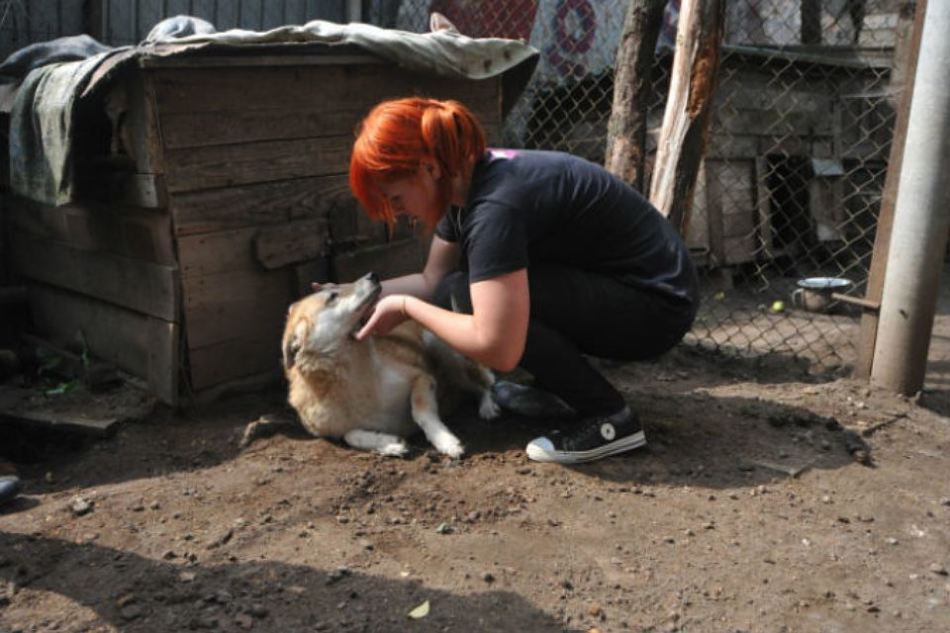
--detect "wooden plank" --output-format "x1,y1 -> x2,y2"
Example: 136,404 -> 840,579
123,72 -> 164,174
10,230 -> 180,321
188,334 -> 282,391
255,218 -> 329,269
149,64 -> 500,115
178,227 -> 261,278
332,238 -> 428,283
723,234 -> 757,265
182,269 -> 293,348
163,135 -> 353,193
160,107 -> 359,150
704,160 -> 726,267
755,156 -> 776,260
168,174 -> 352,236
29,285 -> 179,405
6,197 -> 176,265
717,108 -> 833,137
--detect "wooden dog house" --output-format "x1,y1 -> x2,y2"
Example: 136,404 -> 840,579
6,46 -> 514,405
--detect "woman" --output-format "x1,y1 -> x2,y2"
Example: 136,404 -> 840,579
349,97 -> 698,464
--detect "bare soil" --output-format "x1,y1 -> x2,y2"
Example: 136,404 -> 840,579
1,342 -> 949,633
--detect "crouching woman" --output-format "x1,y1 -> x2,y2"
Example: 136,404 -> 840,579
349,97 -> 698,464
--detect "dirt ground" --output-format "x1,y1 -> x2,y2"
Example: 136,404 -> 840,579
2,298 -> 950,632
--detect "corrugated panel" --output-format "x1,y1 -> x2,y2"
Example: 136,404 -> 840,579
0,0 -> 352,60
100,0 -> 350,46
0,0 -> 87,60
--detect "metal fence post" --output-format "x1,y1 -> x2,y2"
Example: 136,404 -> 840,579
870,0 -> 950,394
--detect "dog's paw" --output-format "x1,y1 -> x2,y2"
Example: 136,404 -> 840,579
432,433 -> 465,459
478,393 -> 502,420
376,441 -> 410,458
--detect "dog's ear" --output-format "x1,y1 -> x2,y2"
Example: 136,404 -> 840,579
282,320 -> 307,371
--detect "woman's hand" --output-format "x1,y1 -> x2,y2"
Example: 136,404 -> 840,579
355,294 -> 410,340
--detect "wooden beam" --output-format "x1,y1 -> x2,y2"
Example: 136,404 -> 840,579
10,230 -> 180,321
649,0 -> 726,236
604,0 -> 666,191
168,175 -> 352,236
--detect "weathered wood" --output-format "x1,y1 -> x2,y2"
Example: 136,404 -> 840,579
177,227 -> 264,278
10,230 -> 180,321
29,285 -> 179,405
149,64 -> 500,116
169,175 -> 353,236
650,0 -> 725,235
188,334 -> 283,391
604,0 -> 666,190
754,156 -> 776,260
255,218 -> 329,269
332,238 -> 428,283
855,0 -> 927,379
6,197 -> 176,264
182,269 -> 294,349
703,161 -> 726,267
160,107 -> 359,150
163,136 -> 353,193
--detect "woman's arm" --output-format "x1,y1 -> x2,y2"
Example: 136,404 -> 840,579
358,268 -> 530,372
378,236 -> 460,300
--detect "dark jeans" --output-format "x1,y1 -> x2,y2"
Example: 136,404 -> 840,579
433,264 -> 697,417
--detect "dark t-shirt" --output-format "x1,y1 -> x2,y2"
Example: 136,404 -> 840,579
435,149 -> 698,306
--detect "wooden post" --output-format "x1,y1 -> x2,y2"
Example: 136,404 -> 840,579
604,0 -> 666,192
648,0 -> 725,236
854,0 -> 926,380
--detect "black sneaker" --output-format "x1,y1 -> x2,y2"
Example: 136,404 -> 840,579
0,475 -> 21,506
525,407 -> 646,464
491,380 -> 575,418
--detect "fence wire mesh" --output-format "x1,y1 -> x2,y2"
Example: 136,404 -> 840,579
387,0 -> 904,374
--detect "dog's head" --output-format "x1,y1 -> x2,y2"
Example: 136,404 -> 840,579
282,272 -> 382,371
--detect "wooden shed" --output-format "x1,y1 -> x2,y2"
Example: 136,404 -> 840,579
5,43 -> 523,405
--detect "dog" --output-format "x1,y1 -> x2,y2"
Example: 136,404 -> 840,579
281,272 -> 500,457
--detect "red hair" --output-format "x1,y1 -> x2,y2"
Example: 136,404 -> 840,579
349,97 -> 486,230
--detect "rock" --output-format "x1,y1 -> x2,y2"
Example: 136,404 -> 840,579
326,567 -> 350,585
588,603 -> 603,617
929,563 -> 948,576
119,604 -> 143,620
116,594 -> 137,608
234,613 -> 254,629
482,572 -> 495,583
70,497 -> 93,516
248,604 -> 269,618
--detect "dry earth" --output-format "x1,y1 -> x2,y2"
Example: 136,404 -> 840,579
1,340 -> 949,633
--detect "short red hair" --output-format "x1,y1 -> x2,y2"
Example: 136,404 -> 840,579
349,97 -> 486,230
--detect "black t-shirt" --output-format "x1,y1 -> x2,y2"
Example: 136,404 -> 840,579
435,149 -> 698,305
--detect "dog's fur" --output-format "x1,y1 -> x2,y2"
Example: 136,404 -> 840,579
282,273 -> 499,457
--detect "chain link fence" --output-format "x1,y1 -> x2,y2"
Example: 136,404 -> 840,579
388,0 -> 904,374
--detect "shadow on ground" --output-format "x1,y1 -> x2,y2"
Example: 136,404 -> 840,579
0,531 -> 573,632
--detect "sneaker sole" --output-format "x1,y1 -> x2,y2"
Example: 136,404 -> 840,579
526,431 -> 647,465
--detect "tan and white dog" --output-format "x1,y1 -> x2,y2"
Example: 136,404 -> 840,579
282,272 -> 500,457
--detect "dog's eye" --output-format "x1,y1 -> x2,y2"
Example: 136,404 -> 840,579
325,291 -> 338,305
